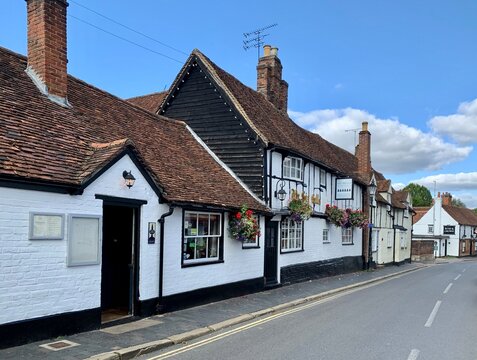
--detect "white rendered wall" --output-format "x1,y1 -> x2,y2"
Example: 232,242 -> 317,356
0,155 -> 160,325
162,212 -> 265,296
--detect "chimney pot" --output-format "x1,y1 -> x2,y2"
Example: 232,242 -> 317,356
362,121 -> 368,132
263,45 -> 271,57
270,47 -> 278,56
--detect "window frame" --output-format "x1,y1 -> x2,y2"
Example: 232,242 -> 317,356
182,210 -> 224,267
280,217 -> 304,253
319,168 -> 327,188
427,224 -> 434,234
322,228 -> 330,244
341,227 -> 353,245
283,156 -> 304,181
242,215 -> 261,249
387,232 -> 393,248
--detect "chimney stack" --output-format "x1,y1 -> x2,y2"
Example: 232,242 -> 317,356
26,0 -> 69,105
257,45 -> 288,112
355,121 -> 372,175
442,192 -> 452,206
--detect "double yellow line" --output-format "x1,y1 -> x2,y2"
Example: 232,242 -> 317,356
147,286 -> 367,360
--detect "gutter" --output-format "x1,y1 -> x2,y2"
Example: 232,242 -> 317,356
157,205 -> 175,312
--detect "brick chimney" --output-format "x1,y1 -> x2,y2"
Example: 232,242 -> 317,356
355,122 -> 371,175
26,0 -> 69,105
257,45 -> 288,112
442,192 -> 452,206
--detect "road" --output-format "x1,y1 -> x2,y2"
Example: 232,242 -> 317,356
138,260 -> 477,360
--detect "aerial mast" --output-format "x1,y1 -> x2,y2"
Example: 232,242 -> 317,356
243,23 -> 278,59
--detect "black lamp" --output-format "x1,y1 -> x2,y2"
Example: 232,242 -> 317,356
123,170 -> 136,188
275,180 -> 287,202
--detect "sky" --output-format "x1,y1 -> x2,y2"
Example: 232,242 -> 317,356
1,0 -> 476,207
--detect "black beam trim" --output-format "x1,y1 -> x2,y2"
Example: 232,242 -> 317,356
95,194 -> 147,206
0,176 -> 81,195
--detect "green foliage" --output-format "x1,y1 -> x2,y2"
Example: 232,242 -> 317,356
451,198 -> 466,208
403,183 -> 432,207
473,208 -> 477,215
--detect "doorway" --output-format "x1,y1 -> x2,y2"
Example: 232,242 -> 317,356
101,204 -> 138,323
264,220 -> 278,285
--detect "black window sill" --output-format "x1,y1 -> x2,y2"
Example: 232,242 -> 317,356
323,241 -> 331,244
280,249 -> 305,254
181,260 -> 224,268
342,243 -> 354,246
242,245 -> 260,250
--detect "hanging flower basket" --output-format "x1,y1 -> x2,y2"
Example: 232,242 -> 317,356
325,205 -> 368,229
229,205 -> 260,242
288,190 -> 313,222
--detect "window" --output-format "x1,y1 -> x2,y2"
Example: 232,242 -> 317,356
404,207 -> 409,218
323,228 -> 329,243
462,241 -> 466,253
243,216 -> 260,248
342,227 -> 353,245
400,231 -> 406,249
320,169 -> 327,187
183,211 -> 221,264
281,217 -> 303,252
428,224 -> 434,234
387,232 -> 392,248
283,157 -> 303,180
67,215 -> 101,266
372,229 -> 379,252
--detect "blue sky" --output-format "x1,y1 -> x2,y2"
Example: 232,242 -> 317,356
2,1 -> 476,207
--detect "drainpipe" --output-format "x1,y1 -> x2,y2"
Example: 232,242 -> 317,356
391,208 -> 396,264
157,205 -> 175,313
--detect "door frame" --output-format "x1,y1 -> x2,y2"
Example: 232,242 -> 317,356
96,195 -> 146,316
264,219 -> 279,285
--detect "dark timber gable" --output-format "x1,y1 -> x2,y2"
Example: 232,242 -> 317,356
161,58 -> 265,199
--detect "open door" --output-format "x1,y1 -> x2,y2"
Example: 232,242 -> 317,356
101,204 -> 139,323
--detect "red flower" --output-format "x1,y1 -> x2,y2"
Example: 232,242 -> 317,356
235,212 -> 242,220
245,209 -> 253,218
326,204 -> 330,208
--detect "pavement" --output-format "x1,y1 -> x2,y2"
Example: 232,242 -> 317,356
0,261 -> 438,360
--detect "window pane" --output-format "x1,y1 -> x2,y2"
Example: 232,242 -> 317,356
198,214 -> 209,236
184,212 -> 197,236
195,237 -> 207,259
208,237 -> 218,257
184,238 -> 196,260
209,214 -> 220,235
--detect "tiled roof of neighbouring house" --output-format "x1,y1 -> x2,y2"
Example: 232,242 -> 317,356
413,207 -> 431,224
132,49 -> 367,183
0,46 -> 269,213
127,91 -> 167,114
443,205 -> 477,226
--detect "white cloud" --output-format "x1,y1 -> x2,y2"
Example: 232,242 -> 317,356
289,108 -> 473,175
428,98 -> 477,145
392,182 -> 406,190
410,172 -> 477,191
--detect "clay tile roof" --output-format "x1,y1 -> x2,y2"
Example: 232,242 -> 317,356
377,179 -> 391,192
376,193 -> 390,205
0,46 -> 268,212
127,92 -> 167,114
443,205 -> 477,226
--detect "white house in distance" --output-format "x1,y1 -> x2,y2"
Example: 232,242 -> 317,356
413,192 -> 477,257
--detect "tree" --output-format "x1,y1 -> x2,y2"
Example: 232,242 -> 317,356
451,198 -> 466,208
473,208 -> 477,215
403,183 -> 433,207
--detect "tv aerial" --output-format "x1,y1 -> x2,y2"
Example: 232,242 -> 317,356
243,23 -> 278,59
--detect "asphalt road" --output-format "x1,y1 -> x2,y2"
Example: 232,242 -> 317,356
139,260 -> 477,360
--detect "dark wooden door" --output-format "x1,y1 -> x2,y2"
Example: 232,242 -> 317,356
101,205 -> 134,313
264,220 -> 278,285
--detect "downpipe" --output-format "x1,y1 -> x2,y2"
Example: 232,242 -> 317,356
157,205 -> 175,313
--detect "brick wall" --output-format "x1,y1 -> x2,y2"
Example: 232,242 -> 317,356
256,46 -> 288,111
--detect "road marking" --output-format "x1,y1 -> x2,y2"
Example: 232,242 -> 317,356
454,274 -> 461,281
425,301 -> 441,327
443,283 -> 453,294
146,278 -> 401,360
407,349 -> 420,360
462,268 -> 466,272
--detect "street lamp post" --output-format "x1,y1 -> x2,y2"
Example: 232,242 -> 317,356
367,181 -> 377,269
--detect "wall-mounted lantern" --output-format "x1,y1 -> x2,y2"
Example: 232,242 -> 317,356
123,170 -> 136,189
275,180 -> 287,202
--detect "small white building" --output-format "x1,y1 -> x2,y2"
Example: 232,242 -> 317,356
413,193 -> 477,257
